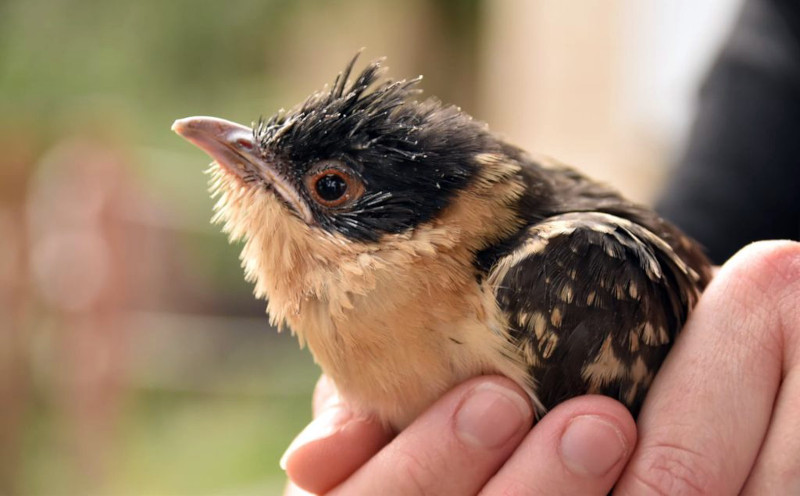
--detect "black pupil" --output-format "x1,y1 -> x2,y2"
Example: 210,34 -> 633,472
316,173 -> 347,202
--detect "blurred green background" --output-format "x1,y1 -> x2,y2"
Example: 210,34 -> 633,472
0,0 -> 740,494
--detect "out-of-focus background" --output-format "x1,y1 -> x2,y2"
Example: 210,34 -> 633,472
1,0 -> 743,494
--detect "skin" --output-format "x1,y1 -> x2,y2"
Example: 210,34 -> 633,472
283,240 -> 800,495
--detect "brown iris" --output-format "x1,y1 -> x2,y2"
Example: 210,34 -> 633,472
305,163 -> 364,208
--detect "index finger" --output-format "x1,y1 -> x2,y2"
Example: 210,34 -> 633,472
283,375 -> 392,494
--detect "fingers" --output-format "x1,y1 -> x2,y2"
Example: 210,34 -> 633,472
739,242 -> 800,493
615,240 -> 800,495
328,377 -> 636,495
330,376 -> 534,495
283,481 -> 313,496
287,375 -> 637,496
742,369 -> 800,494
282,376 -> 393,494
481,395 -> 636,495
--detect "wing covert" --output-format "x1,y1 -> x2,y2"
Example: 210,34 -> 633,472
488,212 -> 702,417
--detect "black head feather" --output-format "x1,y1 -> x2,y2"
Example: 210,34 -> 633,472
253,54 -> 495,241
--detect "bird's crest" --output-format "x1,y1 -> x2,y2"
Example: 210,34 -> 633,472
254,53 -> 423,155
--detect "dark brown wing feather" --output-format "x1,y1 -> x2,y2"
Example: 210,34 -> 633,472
489,212 -> 703,418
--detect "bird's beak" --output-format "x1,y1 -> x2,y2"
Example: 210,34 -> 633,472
172,116 -> 312,222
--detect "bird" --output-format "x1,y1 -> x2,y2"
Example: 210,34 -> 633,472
172,54 -> 712,430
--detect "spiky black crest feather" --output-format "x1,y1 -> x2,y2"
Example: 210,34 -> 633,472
254,54 -> 425,161
252,54 -> 498,241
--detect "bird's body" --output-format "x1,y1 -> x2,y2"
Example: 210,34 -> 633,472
174,56 -> 712,430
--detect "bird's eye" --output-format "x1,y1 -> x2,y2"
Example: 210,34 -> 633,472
305,164 -> 364,208
316,173 -> 347,201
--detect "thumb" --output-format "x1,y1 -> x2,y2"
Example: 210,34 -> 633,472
282,376 -> 392,494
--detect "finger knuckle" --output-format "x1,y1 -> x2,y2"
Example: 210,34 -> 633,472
479,476 -> 535,496
723,241 -> 800,359
729,241 -> 800,292
627,442 -> 717,496
392,447 -> 439,496
496,478 -> 537,496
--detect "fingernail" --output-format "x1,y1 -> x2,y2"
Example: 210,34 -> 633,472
279,405 -> 352,470
559,415 -> 628,477
455,382 -> 532,449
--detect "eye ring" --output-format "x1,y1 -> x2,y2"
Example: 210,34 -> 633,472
305,163 -> 364,208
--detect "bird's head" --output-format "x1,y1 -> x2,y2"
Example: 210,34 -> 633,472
173,55 -> 527,327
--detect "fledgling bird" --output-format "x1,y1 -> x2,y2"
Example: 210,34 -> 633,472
173,55 -> 712,430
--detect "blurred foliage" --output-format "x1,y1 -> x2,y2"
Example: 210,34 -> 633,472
0,0 -> 294,118
0,0 -> 301,231
21,334 -> 318,495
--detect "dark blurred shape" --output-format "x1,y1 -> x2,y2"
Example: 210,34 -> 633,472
657,0 -> 800,264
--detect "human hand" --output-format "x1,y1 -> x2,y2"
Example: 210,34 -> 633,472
283,240 -> 800,495
283,375 -> 636,495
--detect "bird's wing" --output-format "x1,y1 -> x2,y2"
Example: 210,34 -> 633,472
487,211 -> 702,417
